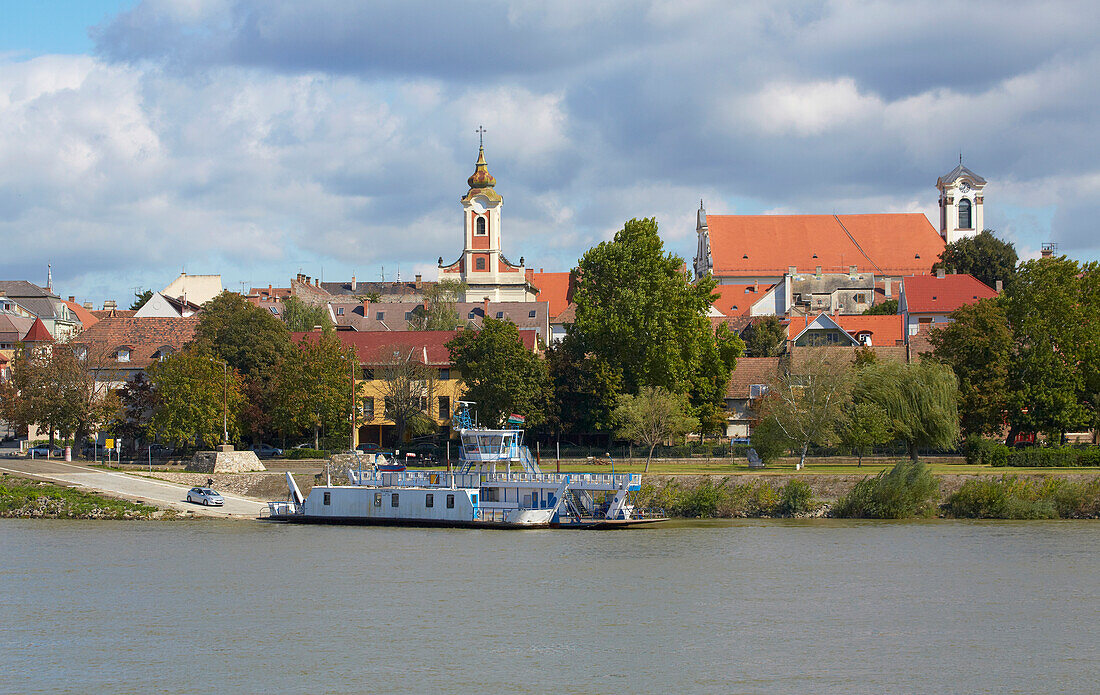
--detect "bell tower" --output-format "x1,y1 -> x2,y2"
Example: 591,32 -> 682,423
937,159 -> 986,244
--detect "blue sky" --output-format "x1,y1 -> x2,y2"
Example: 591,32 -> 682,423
1,1 -> 1097,305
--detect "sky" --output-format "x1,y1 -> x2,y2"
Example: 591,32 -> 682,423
1,0 -> 1098,306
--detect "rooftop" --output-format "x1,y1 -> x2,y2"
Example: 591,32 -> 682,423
902,273 -> 998,314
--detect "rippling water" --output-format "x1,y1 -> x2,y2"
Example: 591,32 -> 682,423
1,519 -> 1097,694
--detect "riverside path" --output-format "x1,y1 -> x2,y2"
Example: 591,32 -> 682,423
0,458 -> 266,518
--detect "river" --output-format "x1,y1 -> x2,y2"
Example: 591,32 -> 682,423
1,519 -> 1097,694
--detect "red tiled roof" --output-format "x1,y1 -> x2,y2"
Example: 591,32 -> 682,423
71,317 -> 198,368
707,213 -> 945,277
23,318 -> 54,343
63,300 -> 99,328
91,309 -> 137,319
902,273 -> 998,314
833,314 -> 905,345
293,328 -> 539,366
725,357 -> 780,399
530,272 -> 573,318
712,283 -> 772,317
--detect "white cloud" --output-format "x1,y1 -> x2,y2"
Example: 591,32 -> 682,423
735,78 -> 883,137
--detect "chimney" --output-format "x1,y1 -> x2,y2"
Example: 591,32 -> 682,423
849,265 -> 857,277
415,274 -> 422,288
884,278 -> 893,298
351,276 -> 357,291
936,268 -> 945,279
815,265 -> 822,277
314,278 -> 320,287
1041,244 -> 1054,259
539,268 -> 544,273
82,302 -> 93,309
995,279 -> 1003,293
361,299 -> 370,316
753,279 -> 759,292
68,296 -> 75,303
788,265 -> 796,276
103,300 -> 117,310
483,297 -> 490,316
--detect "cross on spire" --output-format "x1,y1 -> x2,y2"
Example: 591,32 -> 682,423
476,125 -> 486,147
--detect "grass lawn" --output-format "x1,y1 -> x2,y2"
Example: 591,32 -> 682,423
0,475 -> 171,518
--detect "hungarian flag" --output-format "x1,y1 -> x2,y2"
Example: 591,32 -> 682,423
507,414 -> 526,425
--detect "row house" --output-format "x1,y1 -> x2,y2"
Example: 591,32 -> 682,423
326,299 -> 551,343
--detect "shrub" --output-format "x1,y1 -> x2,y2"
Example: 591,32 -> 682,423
1006,447 -> 1079,467
678,480 -> 726,518
778,479 -> 815,516
287,448 -> 328,460
1077,448 -> 1100,467
945,475 -> 1100,519
966,436 -> 1011,466
832,460 -> 940,518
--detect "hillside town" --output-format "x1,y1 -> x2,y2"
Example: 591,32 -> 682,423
0,147 -> 1096,466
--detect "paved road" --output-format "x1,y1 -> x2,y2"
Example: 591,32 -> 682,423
0,457 -> 266,518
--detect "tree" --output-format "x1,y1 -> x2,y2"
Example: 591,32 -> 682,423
838,401 -> 892,466
447,318 -> 552,428
376,345 -> 438,444
408,280 -> 466,331
613,386 -> 698,472
927,298 -> 1012,437
281,295 -> 332,333
863,299 -> 898,316
545,332 -> 622,435
749,415 -> 790,465
129,289 -> 153,311
742,316 -> 786,357
757,352 -> 852,469
146,347 -> 245,448
933,230 -> 1018,290
1002,257 -> 1098,441
112,372 -> 158,446
857,360 -> 959,460
570,218 -> 731,416
271,332 -> 357,449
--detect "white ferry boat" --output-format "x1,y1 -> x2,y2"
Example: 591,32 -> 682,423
265,405 -> 666,529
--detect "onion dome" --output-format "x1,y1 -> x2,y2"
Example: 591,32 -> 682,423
467,146 -> 496,190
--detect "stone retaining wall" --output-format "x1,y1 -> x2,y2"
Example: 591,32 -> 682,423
187,450 -> 266,473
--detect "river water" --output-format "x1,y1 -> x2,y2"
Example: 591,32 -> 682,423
1,519 -> 1097,694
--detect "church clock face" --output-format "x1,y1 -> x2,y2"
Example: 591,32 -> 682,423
959,181 -> 971,194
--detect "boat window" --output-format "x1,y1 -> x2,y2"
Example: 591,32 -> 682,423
323,492 -> 331,506
425,493 -> 434,508
446,494 -> 455,509
374,493 -> 382,507
391,493 -> 399,507
471,494 -> 478,505
481,487 -> 499,502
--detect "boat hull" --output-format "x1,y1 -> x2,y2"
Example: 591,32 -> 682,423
266,514 -> 549,530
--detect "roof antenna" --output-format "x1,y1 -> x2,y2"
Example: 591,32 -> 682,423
959,151 -> 963,165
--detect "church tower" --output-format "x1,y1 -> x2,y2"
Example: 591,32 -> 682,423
437,134 -> 533,302
937,161 -> 986,244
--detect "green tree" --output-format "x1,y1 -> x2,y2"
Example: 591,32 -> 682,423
408,280 -> 466,331
129,289 -> 153,311
447,318 -> 552,428
838,401 -> 892,466
146,347 -> 245,448
281,295 -> 332,333
933,230 -> 1018,290
749,415 -> 790,465
613,386 -> 699,472
271,332 -> 357,449
743,316 -> 786,357
570,218 -> 730,416
112,372 -> 158,446
928,298 -> 1012,437
862,298 -> 898,316
857,360 -> 959,460
757,352 -> 852,469
377,345 -> 438,444
545,332 -> 623,434
1002,256 -> 1098,440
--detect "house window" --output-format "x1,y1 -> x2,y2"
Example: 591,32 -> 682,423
495,311 -> 504,319
268,306 -> 279,316
528,310 -> 536,318
749,384 -> 768,399
919,317 -> 933,325
116,348 -> 130,362
374,493 -> 382,507
958,198 -> 972,229
75,347 -> 87,361
439,368 -> 450,380
323,492 -> 331,505
853,293 -> 867,304
362,367 -> 374,380
376,311 -> 385,320
475,257 -> 486,271
468,311 -> 476,319
418,396 -> 428,411
337,307 -> 344,315
361,397 -> 375,421
404,311 -> 412,320
391,493 -> 399,507
425,493 -> 434,508
438,396 -> 450,419
476,217 -> 487,235
446,494 -> 455,509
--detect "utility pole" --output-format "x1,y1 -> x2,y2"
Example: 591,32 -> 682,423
350,352 -> 357,452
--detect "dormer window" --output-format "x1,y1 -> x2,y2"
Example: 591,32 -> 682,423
75,347 -> 87,361
337,307 -> 344,316
116,348 -> 130,362
475,217 -> 487,236
155,346 -> 173,361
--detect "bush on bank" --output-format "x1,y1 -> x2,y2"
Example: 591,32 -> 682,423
966,436 -> 1100,468
633,477 -> 818,518
945,476 -> 1100,519
831,461 -> 940,519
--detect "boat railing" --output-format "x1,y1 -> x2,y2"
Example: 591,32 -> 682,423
266,500 -> 303,517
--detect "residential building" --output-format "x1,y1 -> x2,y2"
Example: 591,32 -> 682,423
899,271 -> 998,338
0,281 -> 83,340
70,317 -> 199,390
438,145 -> 538,302
723,357 -> 780,438
327,299 -> 551,343
161,272 -> 223,306
787,313 -> 905,348
134,292 -> 202,318
529,271 -> 575,342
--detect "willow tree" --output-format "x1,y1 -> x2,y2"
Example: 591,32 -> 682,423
857,360 -> 959,460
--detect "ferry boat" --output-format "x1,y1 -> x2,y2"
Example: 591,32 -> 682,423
264,404 -> 666,529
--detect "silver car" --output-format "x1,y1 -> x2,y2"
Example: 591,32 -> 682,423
186,487 -> 224,506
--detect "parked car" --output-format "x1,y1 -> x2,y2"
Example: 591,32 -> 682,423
28,444 -> 63,457
186,487 -> 224,506
355,443 -> 381,454
250,443 -> 284,458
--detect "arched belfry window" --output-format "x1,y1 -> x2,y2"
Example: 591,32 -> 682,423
958,198 -> 972,229
476,217 -> 487,235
